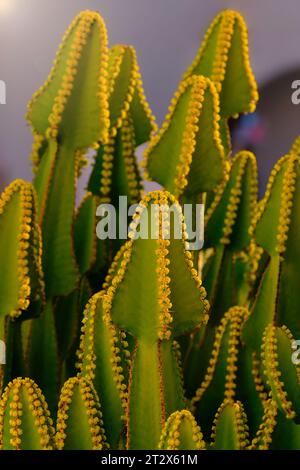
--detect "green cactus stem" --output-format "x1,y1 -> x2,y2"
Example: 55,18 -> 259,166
76,292 -> 129,447
203,150 -> 258,322
87,119 -> 144,277
88,119 -> 143,206
26,301 -> 59,418
27,10 -> 109,150
242,154 -> 300,351
73,192 -> 112,291
158,410 -> 205,450
182,10 -> 258,119
235,348 -> 268,437
191,306 -> 248,438
248,398 -> 278,450
183,153 -> 257,399
262,324 -> 300,422
0,378 -> 55,450
104,190 -> 209,449
86,44 -> 156,278
55,277 -> 92,381
26,11 -> 110,298
25,282 -> 91,417
74,193 -> 98,276
106,44 -> 157,144
142,75 -> 227,198
0,180 -> 44,391
88,44 -> 156,202
55,376 -> 108,450
270,409 -> 300,450
210,399 -> 249,450
0,179 -> 44,323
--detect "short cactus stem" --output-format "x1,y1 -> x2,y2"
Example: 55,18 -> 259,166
192,306 -> 248,408
249,398 -> 278,450
253,154 -> 298,256
211,399 -> 250,450
262,324 -> 300,421
159,410 -> 206,450
0,378 -> 55,450
76,292 -> 129,447
0,179 -> 44,319
143,75 -> 226,197
205,150 -> 258,246
202,151 -> 258,323
243,155 -> 300,350
107,45 -> 157,139
56,376 -> 108,450
183,10 -> 258,117
191,306 -> 248,438
90,118 -> 143,205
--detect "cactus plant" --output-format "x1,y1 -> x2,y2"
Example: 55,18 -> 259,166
158,410 -> 206,450
142,75 -> 227,197
182,153 -> 258,398
76,291 -> 129,447
86,44 -> 156,286
261,324 -> 300,422
191,306 -> 248,437
0,180 -> 44,391
243,154 -> 300,351
0,7 -> 299,452
210,400 -> 249,450
26,10 -> 110,298
55,376 -> 108,450
0,378 -> 54,450
0,180 -> 44,322
182,10 -> 259,118
104,190 -> 209,449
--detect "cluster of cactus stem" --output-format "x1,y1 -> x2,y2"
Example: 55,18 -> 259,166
0,8 -> 299,450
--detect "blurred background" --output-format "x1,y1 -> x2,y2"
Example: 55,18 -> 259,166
1,0 -> 300,195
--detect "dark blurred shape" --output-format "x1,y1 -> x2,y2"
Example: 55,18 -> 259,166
232,113 -> 267,153
232,69 -> 300,195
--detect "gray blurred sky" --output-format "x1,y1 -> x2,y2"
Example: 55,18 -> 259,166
1,0 -> 300,186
